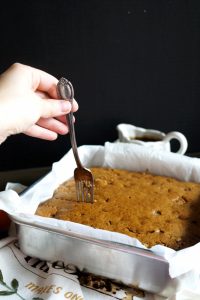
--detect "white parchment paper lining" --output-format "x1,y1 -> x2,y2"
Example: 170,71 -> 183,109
1,142 -> 200,294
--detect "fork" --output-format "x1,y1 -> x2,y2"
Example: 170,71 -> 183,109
57,77 -> 94,203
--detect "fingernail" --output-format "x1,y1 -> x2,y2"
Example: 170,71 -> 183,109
60,100 -> 71,112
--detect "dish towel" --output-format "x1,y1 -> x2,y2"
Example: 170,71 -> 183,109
0,237 -> 166,300
1,238 -> 199,300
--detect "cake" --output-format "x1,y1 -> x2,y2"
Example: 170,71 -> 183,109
35,167 -> 200,250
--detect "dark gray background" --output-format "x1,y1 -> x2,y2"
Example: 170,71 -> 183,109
0,0 -> 200,171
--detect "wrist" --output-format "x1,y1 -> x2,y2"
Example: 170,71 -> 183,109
0,97 -> 17,143
0,134 -> 7,144
0,121 -> 10,144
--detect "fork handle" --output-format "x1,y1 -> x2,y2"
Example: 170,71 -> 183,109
67,112 -> 83,168
57,78 -> 83,168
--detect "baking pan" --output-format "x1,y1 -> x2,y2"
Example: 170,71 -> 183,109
13,214 -> 177,297
9,143 -> 200,298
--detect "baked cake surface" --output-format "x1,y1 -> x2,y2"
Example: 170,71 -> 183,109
36,167 -> 200,250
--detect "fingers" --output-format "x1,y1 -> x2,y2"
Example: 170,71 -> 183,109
0,62 -> 79,142
30,65 -> 59,98
3,63 -> 79,114
14,63 -> 59,97
23,124 -> 58,140
36,91 -> 79,117
23,115 -> 71,140
56,114 -> 76,124
37,118 -> 69,135
1,63 -> 80,109
1,63 -> 58,98
40,99 -> 72,118
71,99 -> 79,112
23,64 -> 80,105
39,96 -> 79,119
35,91 -> 49,99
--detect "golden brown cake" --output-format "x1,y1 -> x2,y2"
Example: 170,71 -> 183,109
36,167 -> 200,250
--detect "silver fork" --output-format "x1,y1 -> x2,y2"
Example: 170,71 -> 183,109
57,77 -> 94,203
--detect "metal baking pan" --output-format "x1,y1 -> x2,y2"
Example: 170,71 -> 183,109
10,144 -> 200,298
13,214 -> 177,298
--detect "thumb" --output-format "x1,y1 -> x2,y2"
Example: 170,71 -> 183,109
40,99 -> 72,118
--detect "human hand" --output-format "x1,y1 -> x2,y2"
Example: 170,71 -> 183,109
0,63 -> 78,144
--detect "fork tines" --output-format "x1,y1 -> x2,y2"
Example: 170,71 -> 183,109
75,179 -> 94,203
74,168 -> 94,203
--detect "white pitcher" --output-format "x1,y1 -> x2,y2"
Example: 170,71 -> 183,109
117,123 -> 188,154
